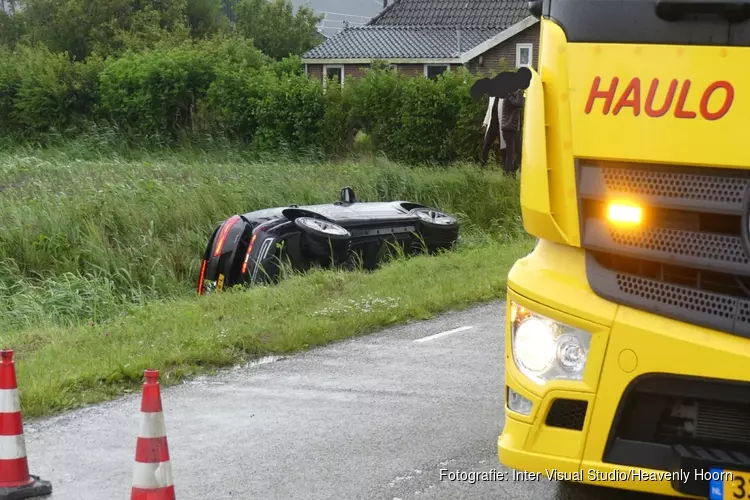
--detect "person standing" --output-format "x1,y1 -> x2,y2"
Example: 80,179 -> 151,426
481,96 -> 506,166
501,89 -> 525,175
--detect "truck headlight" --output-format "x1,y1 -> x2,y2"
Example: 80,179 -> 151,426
510,302 -> 591,384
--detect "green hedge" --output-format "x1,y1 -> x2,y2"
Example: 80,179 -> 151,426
0,41 -> 503,164
98,37 -> 268,136
0,45 -> 103,135
348,67 -> 487,164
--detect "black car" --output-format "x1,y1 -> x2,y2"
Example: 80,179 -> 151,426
197,187 -> 459,294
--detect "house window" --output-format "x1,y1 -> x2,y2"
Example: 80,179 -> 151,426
516,43 -> 533,68
323,65 -> 344,87
424,64 -> 449,80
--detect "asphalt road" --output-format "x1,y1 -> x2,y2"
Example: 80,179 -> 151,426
24,302 -> 669,499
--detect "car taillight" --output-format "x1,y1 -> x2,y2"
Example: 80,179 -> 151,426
197,259 -> 207,295
213,215 -> 241,257
241,234 -> 258,275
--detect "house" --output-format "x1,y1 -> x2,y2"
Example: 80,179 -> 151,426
301,0 -> 539,85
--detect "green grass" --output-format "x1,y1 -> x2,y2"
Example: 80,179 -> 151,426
12,236 -> 532,418
0,145 -> 522,330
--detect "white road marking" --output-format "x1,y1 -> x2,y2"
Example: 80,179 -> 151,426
414,326 -> 474,343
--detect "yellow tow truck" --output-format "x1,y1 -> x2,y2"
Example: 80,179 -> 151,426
499,0 -> 750,498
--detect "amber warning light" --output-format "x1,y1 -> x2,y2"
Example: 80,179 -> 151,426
606,201 -> 643,226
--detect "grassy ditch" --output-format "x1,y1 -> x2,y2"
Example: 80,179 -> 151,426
10,236 -> 532,418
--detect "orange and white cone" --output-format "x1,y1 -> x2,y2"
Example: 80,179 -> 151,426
0,350 -> 52,500
131,370 -> 175,500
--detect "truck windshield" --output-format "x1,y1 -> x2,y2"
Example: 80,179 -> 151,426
542,0 -> 750,45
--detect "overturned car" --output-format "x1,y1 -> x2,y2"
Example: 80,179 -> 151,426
197,187 -> 459,294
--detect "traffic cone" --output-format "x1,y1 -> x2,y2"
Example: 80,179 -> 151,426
131,370 -> 175,500
0,350 -> 52,500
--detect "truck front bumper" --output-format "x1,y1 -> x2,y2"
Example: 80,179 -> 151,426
499,240 -> 750,498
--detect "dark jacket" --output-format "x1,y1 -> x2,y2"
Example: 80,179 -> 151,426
501,90 -> 525,132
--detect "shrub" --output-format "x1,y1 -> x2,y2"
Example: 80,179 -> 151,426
440,69 -> 487,162
98,45 -> 214,135
0,38 -> 502,162
206,66 -> 273,142
347,66 -> 404,157
0,46 -> 20,134
250,72 -> 327,152
207,60 -> 347,153
270,55 -> 306,77
317,81 -> 351,156
98,37 -> 266,136
0,44 -> 102,136
348,66 -> 487,164
209,36 -> 269,72
393,74 -> 459,163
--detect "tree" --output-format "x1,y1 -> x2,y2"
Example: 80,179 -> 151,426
0,4 -> 24,50
220,0 -> 237,22
90,0 -> 190,56
187,0 -> 228,39
235,0 -> 322,60
12,0 -> 242,59
18,0 -> 191,60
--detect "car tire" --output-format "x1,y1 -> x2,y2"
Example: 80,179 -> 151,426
409,208 -> 459,253
294,217 -> 351,265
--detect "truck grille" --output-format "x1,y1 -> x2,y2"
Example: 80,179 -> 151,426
604,374 -> 750,471
577,159 -> 750,338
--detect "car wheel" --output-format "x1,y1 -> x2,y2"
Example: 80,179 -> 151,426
294,217 -> 351,265
294,217 -> 351,240
411,208 -> 458,227
409,208 -> 459,254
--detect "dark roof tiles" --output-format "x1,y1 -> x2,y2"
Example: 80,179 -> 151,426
303,0 -> 532,60
370,0 -> 529,29
304,26 -> 499,59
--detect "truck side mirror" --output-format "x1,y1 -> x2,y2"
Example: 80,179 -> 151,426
528,0 -> 543,18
